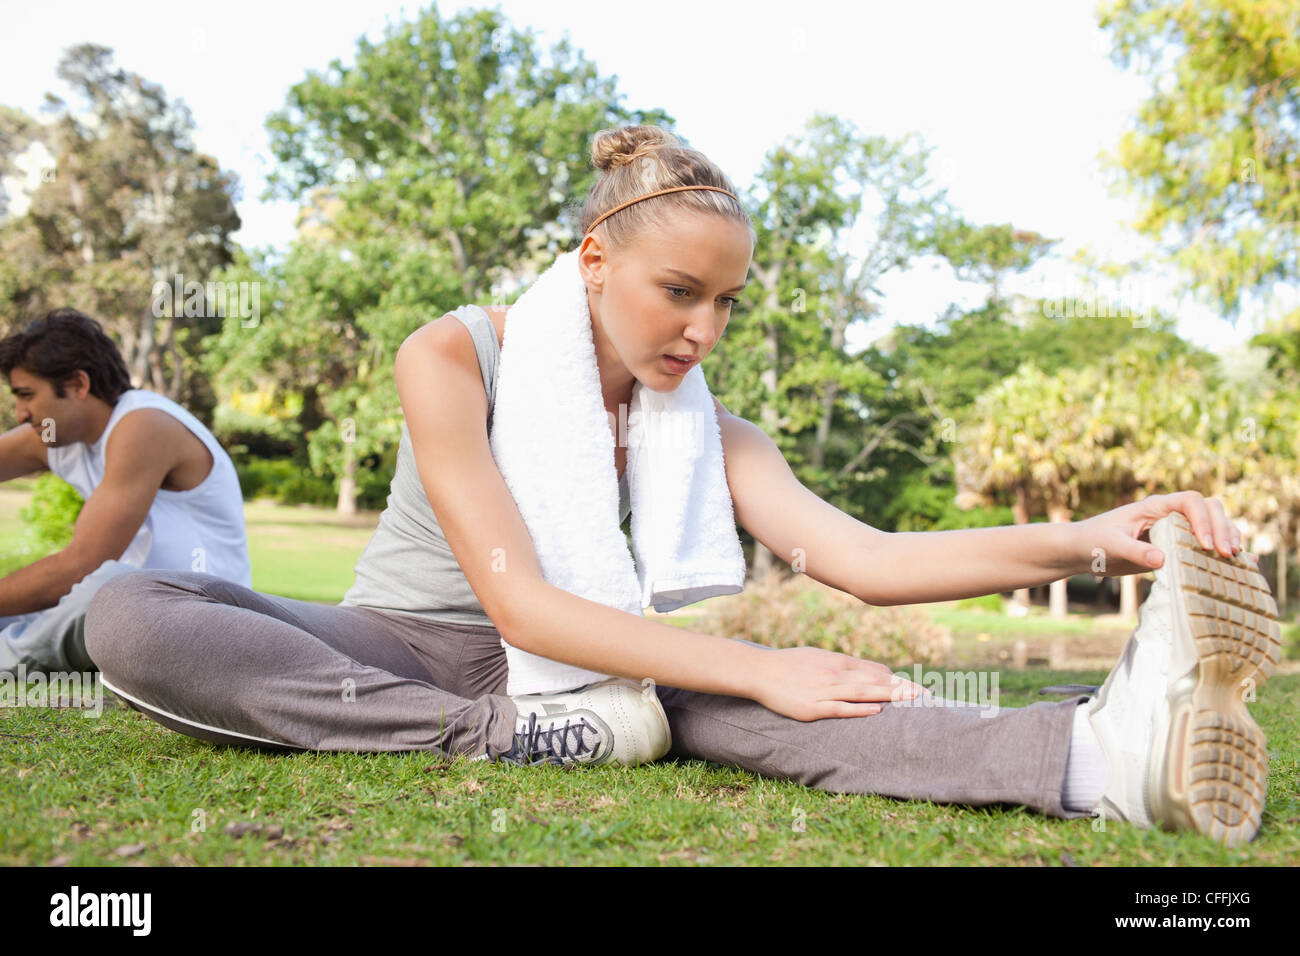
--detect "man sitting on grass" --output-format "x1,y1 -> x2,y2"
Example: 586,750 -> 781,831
0,307 -> 250,674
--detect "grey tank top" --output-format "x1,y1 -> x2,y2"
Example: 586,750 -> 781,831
340,304 -> 632,626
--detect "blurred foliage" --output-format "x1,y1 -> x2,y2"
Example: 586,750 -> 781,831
0,44 -> 240,409
235,454 -> 395,511
18,472 -> 84,553
694,572 -> 954,666
953,592 -> 1004,613
1099,0 -> 1300,320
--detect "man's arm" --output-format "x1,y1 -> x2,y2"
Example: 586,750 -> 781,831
0,410 -> 176,616
0,423 -> 49,483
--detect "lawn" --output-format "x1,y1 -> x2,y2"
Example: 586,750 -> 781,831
2,493 -> 1298,865
1,669 -> 1296,866
241,499 -> 377,603
0,488 -> 377,603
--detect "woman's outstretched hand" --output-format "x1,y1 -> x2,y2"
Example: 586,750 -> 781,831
750,646 -> 928,722
1073,490 -> 1258,578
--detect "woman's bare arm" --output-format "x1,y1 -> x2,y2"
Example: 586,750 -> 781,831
393,318 -> 921,719
500,578 -> 762,698
712,400 -> 1247,605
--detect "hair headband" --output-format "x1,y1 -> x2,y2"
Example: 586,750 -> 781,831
584,184 -> 739,237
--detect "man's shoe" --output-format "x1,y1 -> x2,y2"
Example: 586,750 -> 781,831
495,677 -> 671,768
1088,513 -> 1281,846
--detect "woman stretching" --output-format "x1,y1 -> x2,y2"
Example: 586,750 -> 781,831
83,125 -> 1279,847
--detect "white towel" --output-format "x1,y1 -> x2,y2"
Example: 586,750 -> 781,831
488,247 -> 747,696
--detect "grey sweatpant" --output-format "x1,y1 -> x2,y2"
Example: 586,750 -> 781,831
82,569 -> 1089,820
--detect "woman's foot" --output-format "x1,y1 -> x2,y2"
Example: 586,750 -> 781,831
1086,513 -> 1281,846
493,677 -> 672,767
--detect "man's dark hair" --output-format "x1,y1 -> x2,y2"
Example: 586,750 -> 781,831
0,308 -> 132,404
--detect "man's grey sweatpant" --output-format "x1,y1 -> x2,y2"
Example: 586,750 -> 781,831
83,569 -> 1090,820
0,559 -> 145,674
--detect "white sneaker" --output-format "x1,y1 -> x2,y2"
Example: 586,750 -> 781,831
1087,513 -> 1281,846
494,677 -> 671,768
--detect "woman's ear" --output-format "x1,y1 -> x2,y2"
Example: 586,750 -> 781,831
577,236 -> 606,292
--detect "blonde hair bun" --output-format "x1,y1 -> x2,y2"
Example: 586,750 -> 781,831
591,125 -> 682,172
576,123 -> 753,249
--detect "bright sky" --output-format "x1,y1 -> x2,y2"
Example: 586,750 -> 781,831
2,0 -> 1283,355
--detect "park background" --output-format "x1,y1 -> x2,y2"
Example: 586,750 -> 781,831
0,0 -> 1298,865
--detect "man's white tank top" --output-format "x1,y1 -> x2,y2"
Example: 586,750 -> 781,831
45,389 -> 251,587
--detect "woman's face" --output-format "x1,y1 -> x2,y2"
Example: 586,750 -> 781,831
581,211 -> 753,396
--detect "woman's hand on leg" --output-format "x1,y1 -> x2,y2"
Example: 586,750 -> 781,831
750,646 -> 927,721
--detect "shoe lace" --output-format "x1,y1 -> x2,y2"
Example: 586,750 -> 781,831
504,711 -> 598,766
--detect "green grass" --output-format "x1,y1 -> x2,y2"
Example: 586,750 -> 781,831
0,489 -> 376,604
929,605 -> 1101,636
1,669 -> 1297,866
242,499 -> 376,603
2,490 -> 1299,864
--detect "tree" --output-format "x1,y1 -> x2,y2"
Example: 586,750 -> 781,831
709,113 -> 949,580
1217,366 -> 1300,615
0,45 -> 241,406
928,219 -> 1058,309
264,5 -> 670,297
206,235 -> 473,514
1099,0 -> 1300,321
953,335 -> 1228,620
867,295 -> 1197,553
954,362 -> 1125,620
1250,310 -> 1300,385
215,5 -> 671,513
0,105 -> 42,220
1094,344 -> 1236,616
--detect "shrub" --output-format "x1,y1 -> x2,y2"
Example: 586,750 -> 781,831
19,472 -> 84,553
274,471 -> 337,506
236,454 -> 395,510
211,397 -> 301,459
693,571 -> 953,666
235,458 -> 334,505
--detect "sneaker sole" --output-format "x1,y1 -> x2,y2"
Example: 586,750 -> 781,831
1149,513 -> 1281,846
